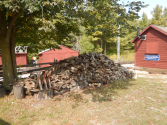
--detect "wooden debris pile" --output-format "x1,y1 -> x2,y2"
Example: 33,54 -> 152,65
23,52 -> 132,96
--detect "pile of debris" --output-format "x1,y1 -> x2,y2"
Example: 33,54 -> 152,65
22,52 -> 132,97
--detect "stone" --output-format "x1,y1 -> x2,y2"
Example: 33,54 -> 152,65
71,80 -> 77,87
89,84 -> 94,88
97,83 -> 103,87
53,90 -> 59,95
71,67 -> 78,73
59,88 -> 69,95
70,86 -> 78,91
52,81 -> 65,90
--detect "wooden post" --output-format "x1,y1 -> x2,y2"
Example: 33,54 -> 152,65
35,71 -> 42,89
13,84 -> 25,99
34,89 -> 53,100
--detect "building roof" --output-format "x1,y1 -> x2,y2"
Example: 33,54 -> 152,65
131,24 -> 167,43
152,24 -> 167,33
38,48 -> 51,54
38,45 -> 79,54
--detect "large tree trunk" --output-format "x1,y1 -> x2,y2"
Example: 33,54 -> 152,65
0,9 -> 21,87
10,25 -> 18,81
1,41 -> 15,87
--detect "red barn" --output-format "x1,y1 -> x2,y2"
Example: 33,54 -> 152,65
0,46 -> 28,66
131,24 -> 167,69
38,45 -> 79,67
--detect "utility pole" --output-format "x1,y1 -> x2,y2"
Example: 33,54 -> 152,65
117,25 -> 120,61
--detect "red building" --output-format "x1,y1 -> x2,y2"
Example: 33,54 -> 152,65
131,24 -> 167,69
38,45 -> 79,67
0,46 -> 28,66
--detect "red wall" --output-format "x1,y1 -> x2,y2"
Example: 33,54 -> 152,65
135,27 -> 167,69
0,53 -> 28,66
38,46 -> 79,67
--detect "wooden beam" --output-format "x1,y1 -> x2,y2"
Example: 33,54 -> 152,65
0,62 -> 55,68
0,66 -> 52,77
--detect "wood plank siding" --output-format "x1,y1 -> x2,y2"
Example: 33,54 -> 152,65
133,26 -> 167,69
0,53 -> 28,66
38,45 -> 79,67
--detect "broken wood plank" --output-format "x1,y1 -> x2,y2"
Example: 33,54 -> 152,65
35,71 -> 42,89
30,89 -> 40,92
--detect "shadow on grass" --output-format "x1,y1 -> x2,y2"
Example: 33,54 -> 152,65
83,79 -> 135,102
0,118 -> 11,125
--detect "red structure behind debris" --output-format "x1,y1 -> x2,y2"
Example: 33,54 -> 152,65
38,45 -> 79,67
0,46 -> 28,66
0,54 -> 28,66
131,24 -> 167,69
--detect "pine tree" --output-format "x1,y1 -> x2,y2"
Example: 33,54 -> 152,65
139,12 -> 150,30
84,0 -> 146,55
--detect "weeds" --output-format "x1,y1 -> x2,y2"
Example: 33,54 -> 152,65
110,51 -> 134,62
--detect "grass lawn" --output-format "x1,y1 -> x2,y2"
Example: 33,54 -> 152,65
0,75 -> 167,125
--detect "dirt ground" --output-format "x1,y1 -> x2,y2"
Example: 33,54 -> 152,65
0,71 -> 167,125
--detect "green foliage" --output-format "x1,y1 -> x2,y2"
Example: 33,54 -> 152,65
151,5 -> 167,26
163,7 -> 167,18
0,0 -> 147,55
139,12 -> 150,30
10,0 -> 84,54
151,5 -> 163,21
80,35 -> 94,54
81,0 -> 146,55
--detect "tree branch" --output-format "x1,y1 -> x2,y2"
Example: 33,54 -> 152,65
18,10 -> 41,24
16,10 -> 41,32
5,10 -> 22,43
0,9 -> 7,38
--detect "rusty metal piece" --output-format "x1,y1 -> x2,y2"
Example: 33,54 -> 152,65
41,71 -> 47,85
46,71 -> 52,88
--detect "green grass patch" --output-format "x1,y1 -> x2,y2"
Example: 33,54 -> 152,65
110,51 -> 134,62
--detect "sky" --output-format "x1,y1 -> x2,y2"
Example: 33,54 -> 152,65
120,0 -> 167,19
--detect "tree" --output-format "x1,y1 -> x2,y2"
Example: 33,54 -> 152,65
0,0 -> 146,87
84,0 -> 146,55
151,5 -> 167,26
139,12 -> 150,30
151,5 -> 163,25
120,20 -> 137,51
0,0 -> 84,87
80,34 -> 94,54
163,7 -> 167,18
162,7 -> 167,26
